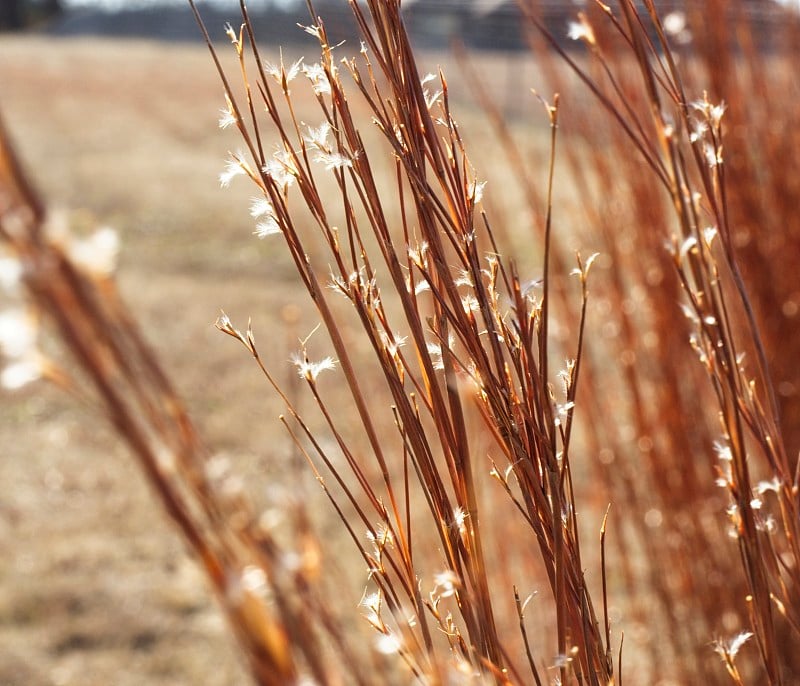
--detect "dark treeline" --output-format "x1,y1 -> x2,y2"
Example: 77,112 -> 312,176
0,0 -> 62,30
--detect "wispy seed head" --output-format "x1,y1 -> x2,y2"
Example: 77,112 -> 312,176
1,358 -> 43,390
262,147 -> 297,191
219,156 -> 246,188
713,631 -> 753,660
0,309 -> 38,359
302,62 -> 332,95
292,354 -> 337,382
374,631 -> 402,655
567,15 -> 596,46
432,570 -> 460,598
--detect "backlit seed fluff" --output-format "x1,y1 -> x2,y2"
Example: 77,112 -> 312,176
292,355 -> 337,381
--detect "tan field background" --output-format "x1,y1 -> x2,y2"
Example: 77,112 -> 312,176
0,35 -> 331,685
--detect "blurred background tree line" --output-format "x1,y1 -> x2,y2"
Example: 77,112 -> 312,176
0,0 -> 63,30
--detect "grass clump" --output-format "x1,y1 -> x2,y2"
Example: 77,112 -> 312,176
1,0 -> 798,684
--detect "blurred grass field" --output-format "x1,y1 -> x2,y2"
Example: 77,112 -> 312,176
0,35 -> 305,685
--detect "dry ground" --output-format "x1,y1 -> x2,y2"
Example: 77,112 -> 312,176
0,34 -> 557,685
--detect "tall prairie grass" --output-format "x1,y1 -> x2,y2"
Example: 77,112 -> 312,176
1,0 -> 798,684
